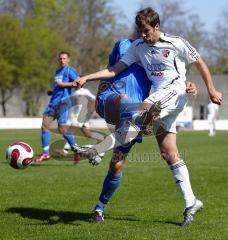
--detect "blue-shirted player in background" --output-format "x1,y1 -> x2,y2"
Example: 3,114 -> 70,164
36,51 -> 80,162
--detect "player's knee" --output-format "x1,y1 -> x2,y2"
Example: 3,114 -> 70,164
120,94 -> 128,99
161,151 -> 168,161
109,161 -> 124,174
161,151 -> 179,164
58,125 -> 66,134
41,125 -> 49,131
109,152 -> 125,174
82,129 -> 91,138
116,94 -> 128,105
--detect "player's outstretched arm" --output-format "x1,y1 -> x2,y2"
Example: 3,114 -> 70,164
76,61 -> 128,88
194,57 -> 222,105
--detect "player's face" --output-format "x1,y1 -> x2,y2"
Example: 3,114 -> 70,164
138,23 -> 160,44
58,54 -> 70,67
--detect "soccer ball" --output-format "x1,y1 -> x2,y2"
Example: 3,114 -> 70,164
6,142 -> 34,169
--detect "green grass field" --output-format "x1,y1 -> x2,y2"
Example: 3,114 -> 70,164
0,129 -> 228,240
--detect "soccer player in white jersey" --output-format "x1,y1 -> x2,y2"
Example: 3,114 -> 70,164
75,7 -> 222,225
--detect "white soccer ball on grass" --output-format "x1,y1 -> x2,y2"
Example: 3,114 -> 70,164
6,142 -> 34,169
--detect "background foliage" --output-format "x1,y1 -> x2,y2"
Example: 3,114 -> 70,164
0,0 -> 227,116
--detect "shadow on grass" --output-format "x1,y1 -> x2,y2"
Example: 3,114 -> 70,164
107,215 -> 140,222
6,207 -> 91,225
151,220 -> 181,226
6,207 -> 181,226
5,207 -> 140,225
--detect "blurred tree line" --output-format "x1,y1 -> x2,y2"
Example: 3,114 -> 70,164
0,0 -> 124,116
0,0 -> 227,116
142,0 -> 228,75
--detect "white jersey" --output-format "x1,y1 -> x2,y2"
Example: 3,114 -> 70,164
121,32 -> 200,92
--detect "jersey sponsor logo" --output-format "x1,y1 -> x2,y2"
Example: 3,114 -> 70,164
147,63 -> 166,77
162,49 -> 170,57
147,63 -> 166,72
150,71 -> 164,77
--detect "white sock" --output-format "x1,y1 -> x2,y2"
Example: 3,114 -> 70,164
96,200 -> 106,210
43,146 -> 49,152
170,160 -> 195,208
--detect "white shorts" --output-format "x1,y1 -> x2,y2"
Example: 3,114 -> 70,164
144,81 -> 187,133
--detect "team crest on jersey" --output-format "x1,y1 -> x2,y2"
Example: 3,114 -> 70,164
162,49 -> 170,57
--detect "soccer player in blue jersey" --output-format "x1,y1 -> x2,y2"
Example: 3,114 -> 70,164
91,38 -> 152,222
76,7 -> 222,226
36,51 -> 80,162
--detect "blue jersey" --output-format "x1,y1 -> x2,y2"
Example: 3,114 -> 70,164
98,39 -> 151,103
50,66 -> 79,105
97,39 -> 152,153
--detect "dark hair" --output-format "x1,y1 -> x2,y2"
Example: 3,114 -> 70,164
59,51 -> 70,58
135,7 -> 160,28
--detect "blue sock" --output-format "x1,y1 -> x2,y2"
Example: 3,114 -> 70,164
41,130 -> 50,154
63,131 -> 75,146
98,171 -> 122,207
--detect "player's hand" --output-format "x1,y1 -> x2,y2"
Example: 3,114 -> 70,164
186,81 -> 197,95
72,81 -> 79,88
209,90 -> 222,105
76,76 -> 87,88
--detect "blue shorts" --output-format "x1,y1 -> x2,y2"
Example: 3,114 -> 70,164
116,132 -> 142,154
97,91 -> 142,155
97,91 -> 119,124
43,101 -> 70,124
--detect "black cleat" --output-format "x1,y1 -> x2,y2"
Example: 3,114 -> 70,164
92,210 -> 104,224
